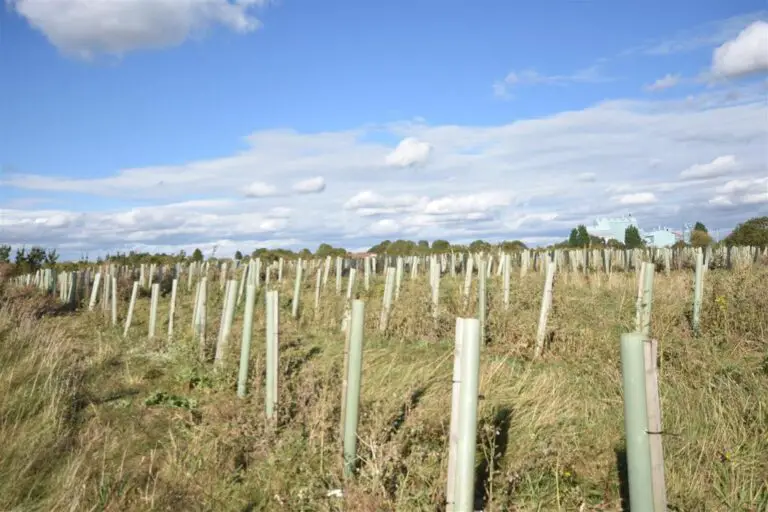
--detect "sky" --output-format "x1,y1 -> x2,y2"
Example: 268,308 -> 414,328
1,0 -> 767,260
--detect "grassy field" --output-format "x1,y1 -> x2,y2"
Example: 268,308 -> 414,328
1,266 -> 766,511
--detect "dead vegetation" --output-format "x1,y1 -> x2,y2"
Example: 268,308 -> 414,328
0,267 -> 766,511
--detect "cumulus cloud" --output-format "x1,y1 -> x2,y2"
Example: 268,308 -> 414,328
385,137 -> 432,168
368,219 -> 401,236
422,192 -> 513,215
709,176 -> 768,207
8,0 -> 269,58
646,74 -> 681,91
6,81 -> 768,256
292,177 -> 326,194
343,191 -> 423,214
243,181 -> 278,198
712,21 -> 768,78
616,192 -> 658,205
679,155 -> 739,180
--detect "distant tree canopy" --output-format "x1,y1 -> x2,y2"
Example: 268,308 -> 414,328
8,215 -> 766,273
4,246 -> 58,275
726,216 -> 768,248
431,239 -> 451,253
499,240 -> 528,252
624,225 -> 645,249
469,240 -> 492,253
568,224 -> 591,248
315,243 -> 347,258
690,229 -> 713,248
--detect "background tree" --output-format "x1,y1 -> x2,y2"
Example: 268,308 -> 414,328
387,240 -> 417,255
624,225 -> 645,249
0,245 -> 10,264
725,216 -> 768,247
316,243 -> 335,257
589,235 -> 606,248
368,240 -> 392,254
694,221 -> 708,233
469,239 -> 492,253
690,229 -> 713,248
431,239 -> 451,253
500,240 -> 527,251
191,248 -> 204,262
234,250 -> 243,260
44,249 -> 59,268
568,228 -> 580,247
417,240 -> 430,254
577,224 -> 590,247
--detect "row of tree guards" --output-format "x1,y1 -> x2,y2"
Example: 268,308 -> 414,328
6,245 -> 757,511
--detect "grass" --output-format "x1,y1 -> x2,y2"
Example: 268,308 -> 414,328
0,265 -> 766,511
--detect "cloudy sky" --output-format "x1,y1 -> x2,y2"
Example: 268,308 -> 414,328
1,0 -> 767,259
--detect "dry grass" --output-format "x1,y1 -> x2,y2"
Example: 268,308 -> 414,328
1,266 -> 766,511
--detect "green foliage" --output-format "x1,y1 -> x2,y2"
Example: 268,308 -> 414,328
0,245 -> 10,264
589,236 -> 606,248
144,391 -> 197,410
726,216 -> 768,248
694,221 -> 708,233
691,229 -> 713,248
431,239 -> 451,253
499,240 -> 528,251
624,225 -> 645,249
567,225 -> 592,248
577,225 -> 590,246
315,243 -> 347,258
568,228 -> 579,247
233,251 -> 243,260
469,239 -> 492,253
191,249 -> 204,262
11,246 -> 50,275
368,240 -> 391,254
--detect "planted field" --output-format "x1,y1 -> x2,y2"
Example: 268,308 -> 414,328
1,250 -> 767,511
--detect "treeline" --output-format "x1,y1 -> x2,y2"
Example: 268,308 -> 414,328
0,245 -> 58,275
2,216 -> 766,269
556,217 -> 768,251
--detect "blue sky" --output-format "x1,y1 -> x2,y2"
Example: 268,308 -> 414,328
1,0 -> 767,259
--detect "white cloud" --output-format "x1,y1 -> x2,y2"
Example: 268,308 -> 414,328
493,65 -> 611,98
9,0 -> 269,58
343,190 -> 423,211
385,137 -> 432,168
6,81 -> 768,255
422,192 -> 513,215
292,177 -> 326,194
646,74 -> 681,91
368,219 -> 401,236
616,192 -> 658,205
712,21 -> 768,78
680,155 -> 739,180
627,11 -> 768,56
709,176 -> 768,207
243,181 -> 278,198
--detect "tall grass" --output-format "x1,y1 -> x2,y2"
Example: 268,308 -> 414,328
0,267 -> 766,510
